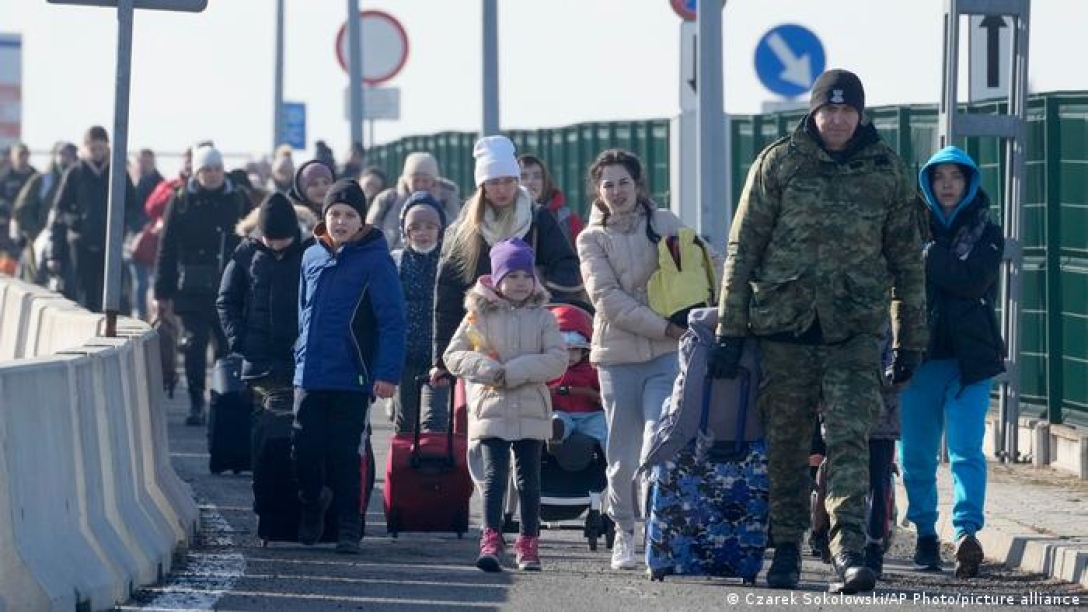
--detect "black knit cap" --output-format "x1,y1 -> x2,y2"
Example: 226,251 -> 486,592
257,192 -> 298,239
809,69 -> 865,115
322,178 -> 368,219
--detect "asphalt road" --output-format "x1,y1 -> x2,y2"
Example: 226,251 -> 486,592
121,392 -> 1086,611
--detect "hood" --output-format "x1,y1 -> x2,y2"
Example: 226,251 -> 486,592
464,274 -> 551,314
399,190 -> 448,233
543,189 -> 567,211
919,145 -> 982,228
290,160 -> 333,207
547,303 -> 593,340
235,203 -> 318,238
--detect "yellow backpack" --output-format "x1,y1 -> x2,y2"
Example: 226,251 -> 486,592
647,227 -> 718,327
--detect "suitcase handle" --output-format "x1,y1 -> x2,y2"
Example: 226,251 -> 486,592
413,373 -> 458,469
699,367 -> 751,456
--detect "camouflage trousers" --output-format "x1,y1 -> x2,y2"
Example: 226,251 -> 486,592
758,334 -> 882,556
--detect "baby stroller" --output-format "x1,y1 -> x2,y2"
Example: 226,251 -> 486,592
537,432 -> 614,551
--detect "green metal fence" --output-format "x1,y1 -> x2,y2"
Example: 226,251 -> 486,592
367,92 -> 1088,425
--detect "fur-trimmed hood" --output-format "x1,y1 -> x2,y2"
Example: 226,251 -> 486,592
464,274 -> 551,314
235,203 -> 319,238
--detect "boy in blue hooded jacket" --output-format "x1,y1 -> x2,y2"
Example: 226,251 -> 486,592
898,146 -> 1005,579
294,178 -> 406,554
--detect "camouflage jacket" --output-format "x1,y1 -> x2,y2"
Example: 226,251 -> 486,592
716,119 -> 928,350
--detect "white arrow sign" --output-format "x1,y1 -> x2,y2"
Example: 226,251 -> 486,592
766,32 -> 813,89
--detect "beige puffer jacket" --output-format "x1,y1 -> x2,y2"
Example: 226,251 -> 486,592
576,205 -> 685,366
443,277 -> 567,442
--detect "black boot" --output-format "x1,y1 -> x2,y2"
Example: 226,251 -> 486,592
336,511 -> 363,555
864,542 -> 884,579
298,486 -> 333,546
913,534 -> 943,571
765,541 -> 801,589
831,550 -> 876,594
185,391 -> 206,426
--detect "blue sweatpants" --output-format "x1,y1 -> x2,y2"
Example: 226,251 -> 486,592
898,359 -> 992,540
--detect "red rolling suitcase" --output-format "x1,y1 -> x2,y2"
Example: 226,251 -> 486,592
384,374 -> 473,537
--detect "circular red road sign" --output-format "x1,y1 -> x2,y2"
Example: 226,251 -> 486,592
335,10 -> 409,87
670,0 -> 726,21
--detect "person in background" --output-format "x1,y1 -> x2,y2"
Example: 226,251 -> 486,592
154,144 -> 250,426
270,144 -> 295,192
518,154 -> 583,248
314,140 -> 337,173
0,142 -> 37,241
368,152 -> 460,251
217,192 -> 311,420
340,142 -> 366,180
293,178 -> 405,554
389,191 -> 449,435
47,126 -> 138,312
444,237 -> 567,572
576,148 -> 688,572
899,145 -> 1005,580
359,166 -> 388,202
287,160 -> 335,218
12,142 -> 77,284
126,148 -> 163,320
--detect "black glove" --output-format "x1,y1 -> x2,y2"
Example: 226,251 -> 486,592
708,335 -> 745,380
890,349 -> 923,385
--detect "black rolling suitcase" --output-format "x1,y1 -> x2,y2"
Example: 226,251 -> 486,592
252,407 -> 376,545
207,355 -> 253,474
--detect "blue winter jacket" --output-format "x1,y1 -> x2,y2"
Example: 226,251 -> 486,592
294,226 -> 407,393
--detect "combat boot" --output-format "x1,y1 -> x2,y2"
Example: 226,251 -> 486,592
765,541 -> 801,589
864,542 -> 884,579
831,550 -> 876,594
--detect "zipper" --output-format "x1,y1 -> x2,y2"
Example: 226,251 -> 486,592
350,282 -> 371,386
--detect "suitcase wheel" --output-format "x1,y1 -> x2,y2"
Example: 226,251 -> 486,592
603,515 -> 616,550
649,568 -> 668,582
387,509 -> 399,538
585,509 -> 601,551
456,532 -> 464,539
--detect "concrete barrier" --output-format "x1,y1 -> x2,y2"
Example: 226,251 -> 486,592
0,276 -> 198,611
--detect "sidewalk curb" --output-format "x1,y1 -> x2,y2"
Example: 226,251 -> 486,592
894,480 -> 1088,588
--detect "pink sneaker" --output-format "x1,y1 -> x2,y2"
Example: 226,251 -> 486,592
515,535 -> 541,571
476,528 -> 504,572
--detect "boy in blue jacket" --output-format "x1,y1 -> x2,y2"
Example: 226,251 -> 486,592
294,178 -> 406,554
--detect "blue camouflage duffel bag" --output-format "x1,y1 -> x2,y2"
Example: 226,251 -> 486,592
642,308 -> 768,584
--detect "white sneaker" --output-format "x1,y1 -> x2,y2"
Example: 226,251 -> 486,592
610,530 -> 637,570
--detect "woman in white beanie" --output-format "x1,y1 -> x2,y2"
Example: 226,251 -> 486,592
367,151 -> 461,250
430,135 -> 584,384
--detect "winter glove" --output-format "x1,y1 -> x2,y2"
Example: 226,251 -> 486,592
708,335 -> 745,380
890,349 -> 923,385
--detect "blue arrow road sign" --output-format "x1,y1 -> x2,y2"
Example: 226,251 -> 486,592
754,24 -> 825,98
283,102 -> 306,150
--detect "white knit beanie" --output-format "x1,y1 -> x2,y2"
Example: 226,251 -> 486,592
473,135 -> 520,187
192,145 -> 224,173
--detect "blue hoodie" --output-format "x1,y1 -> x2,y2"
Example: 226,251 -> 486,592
294,226 -> 406,393
918,146 -> 982,228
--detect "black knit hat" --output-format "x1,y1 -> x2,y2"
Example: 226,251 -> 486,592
257,192 -> 298,239
322,178 -> 368,219
809,69 -> 865,115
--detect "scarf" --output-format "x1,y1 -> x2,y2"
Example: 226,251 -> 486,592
950,207 -> 989,261
480,189 -> 533,246
604,205 -> 647,235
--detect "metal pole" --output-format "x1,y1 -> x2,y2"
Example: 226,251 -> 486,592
696,1 -> 727,246
273,0 -> 284,150
368,119 -> 375,150
102,0 -> 135,336
939,0 -> 958,147
348,0 -> 364,149
481,0 -> 499,136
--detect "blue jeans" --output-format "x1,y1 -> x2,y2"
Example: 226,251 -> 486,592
554,410 -> 608,449
898,359 -> 992,540
128,261 -> 151,320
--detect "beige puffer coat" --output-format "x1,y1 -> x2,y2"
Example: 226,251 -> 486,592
444,277 -> 567,442
576,205 -> 685,366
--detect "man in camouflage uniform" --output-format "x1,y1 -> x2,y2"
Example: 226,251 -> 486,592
709,69 -> 927,593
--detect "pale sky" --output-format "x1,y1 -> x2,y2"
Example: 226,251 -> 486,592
3,0 -> 1086,173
